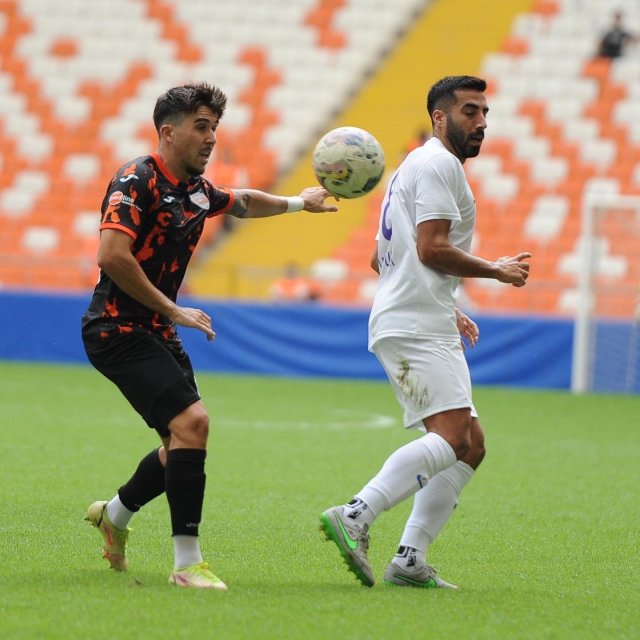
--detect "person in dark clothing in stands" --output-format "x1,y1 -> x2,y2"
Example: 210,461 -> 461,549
597,11 -> 638,59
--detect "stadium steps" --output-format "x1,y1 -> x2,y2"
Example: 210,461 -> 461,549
259,0 -> 640,317
316,0 -> 640,315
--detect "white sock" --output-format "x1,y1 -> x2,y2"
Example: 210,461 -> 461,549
397,460 -> 474,564
342,497 -> 377,528
353,432 -> 457,527
106,495 -> 135,530
392,545 -> 425,571
173,535 -> 203,569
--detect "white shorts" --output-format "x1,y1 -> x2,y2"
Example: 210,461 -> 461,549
372,336 -> 477,429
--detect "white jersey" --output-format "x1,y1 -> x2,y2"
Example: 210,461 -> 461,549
368,136 -> 476,348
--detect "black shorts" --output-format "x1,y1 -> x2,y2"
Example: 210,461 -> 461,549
82,324 -> 201,438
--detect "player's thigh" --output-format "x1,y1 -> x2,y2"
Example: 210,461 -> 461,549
84,329 -> 200,437
372,336 -> 477,429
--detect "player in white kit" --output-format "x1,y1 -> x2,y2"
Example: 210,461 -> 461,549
320,76 -> 531,588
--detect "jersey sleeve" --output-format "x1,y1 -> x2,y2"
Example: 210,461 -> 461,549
204,182 -> 235,217
100,159 -> 157,240
414,153 -> 462,225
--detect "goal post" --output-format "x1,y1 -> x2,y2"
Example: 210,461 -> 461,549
571,193 -> 640,394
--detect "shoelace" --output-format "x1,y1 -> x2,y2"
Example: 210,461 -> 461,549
423,565 -> 439,579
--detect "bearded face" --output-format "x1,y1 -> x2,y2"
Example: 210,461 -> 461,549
433,89 -> 488,162
446,116 -> 484,159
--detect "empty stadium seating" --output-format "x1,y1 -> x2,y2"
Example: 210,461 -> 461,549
1,0 -> 639,321
314,0 -> 640,316
0,0 -> 425,291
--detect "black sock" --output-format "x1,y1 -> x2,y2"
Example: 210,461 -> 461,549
165,448 -> 206,537
118,448 -> 166,512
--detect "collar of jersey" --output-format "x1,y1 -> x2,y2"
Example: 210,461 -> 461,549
151,153 -> 201,192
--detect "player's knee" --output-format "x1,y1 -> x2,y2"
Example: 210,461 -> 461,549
467,441 -> 486,468
188,406 -> 209,442
466,418 -> 486,468
427,411 -> 474,459
170,403 -> 209,447
449,414 -> 474,459
450,434 -> 471,460
191,421 -> 209,445
437,425 -> 472,459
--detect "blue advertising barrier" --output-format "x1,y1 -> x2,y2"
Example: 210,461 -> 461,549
0,291 -> 574,389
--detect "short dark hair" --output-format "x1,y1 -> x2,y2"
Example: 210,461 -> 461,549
426,76 -> 487,122
153,82 -> 227,131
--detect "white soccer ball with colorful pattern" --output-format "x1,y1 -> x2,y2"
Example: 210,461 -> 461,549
312,126 -> 385,199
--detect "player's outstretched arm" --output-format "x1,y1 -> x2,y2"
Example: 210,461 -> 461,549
227,187 -> 338,218
417,220 -> 531,287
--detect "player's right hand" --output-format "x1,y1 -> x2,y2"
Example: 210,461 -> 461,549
495,252 -> 532,287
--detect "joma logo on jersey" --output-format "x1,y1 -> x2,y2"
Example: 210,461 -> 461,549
119,174 -> 139,183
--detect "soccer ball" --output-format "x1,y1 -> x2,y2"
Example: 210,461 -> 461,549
312,126 -> 385,199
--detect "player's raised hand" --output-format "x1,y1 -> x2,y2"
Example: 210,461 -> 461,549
299,187 -> 339,213
495,252 -> 532,287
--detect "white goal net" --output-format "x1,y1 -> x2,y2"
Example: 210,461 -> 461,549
571,193 -> 640,393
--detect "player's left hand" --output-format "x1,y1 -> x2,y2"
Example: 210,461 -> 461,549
496,252 -> 532,287
455,307 -> 479,349
299,187 -> 339,213
172,306 -> 216,341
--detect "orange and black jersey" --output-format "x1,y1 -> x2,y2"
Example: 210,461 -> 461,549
82,153 -> 234,342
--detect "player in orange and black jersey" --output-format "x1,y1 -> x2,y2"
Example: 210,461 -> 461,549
81,82 -> 338,589
83,152 -> 235,345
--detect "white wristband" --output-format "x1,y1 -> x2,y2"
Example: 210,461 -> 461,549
285,196 -> 304,213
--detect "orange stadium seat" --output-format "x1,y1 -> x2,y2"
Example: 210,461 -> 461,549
323,0 -> 640,314
0,1 -> 289,290
2,0 -> 429,295
304,0 -> 347,50
2,0 -> 639,321
531,0 -> 559,17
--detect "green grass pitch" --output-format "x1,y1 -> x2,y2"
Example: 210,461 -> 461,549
0,360 -> 638,639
